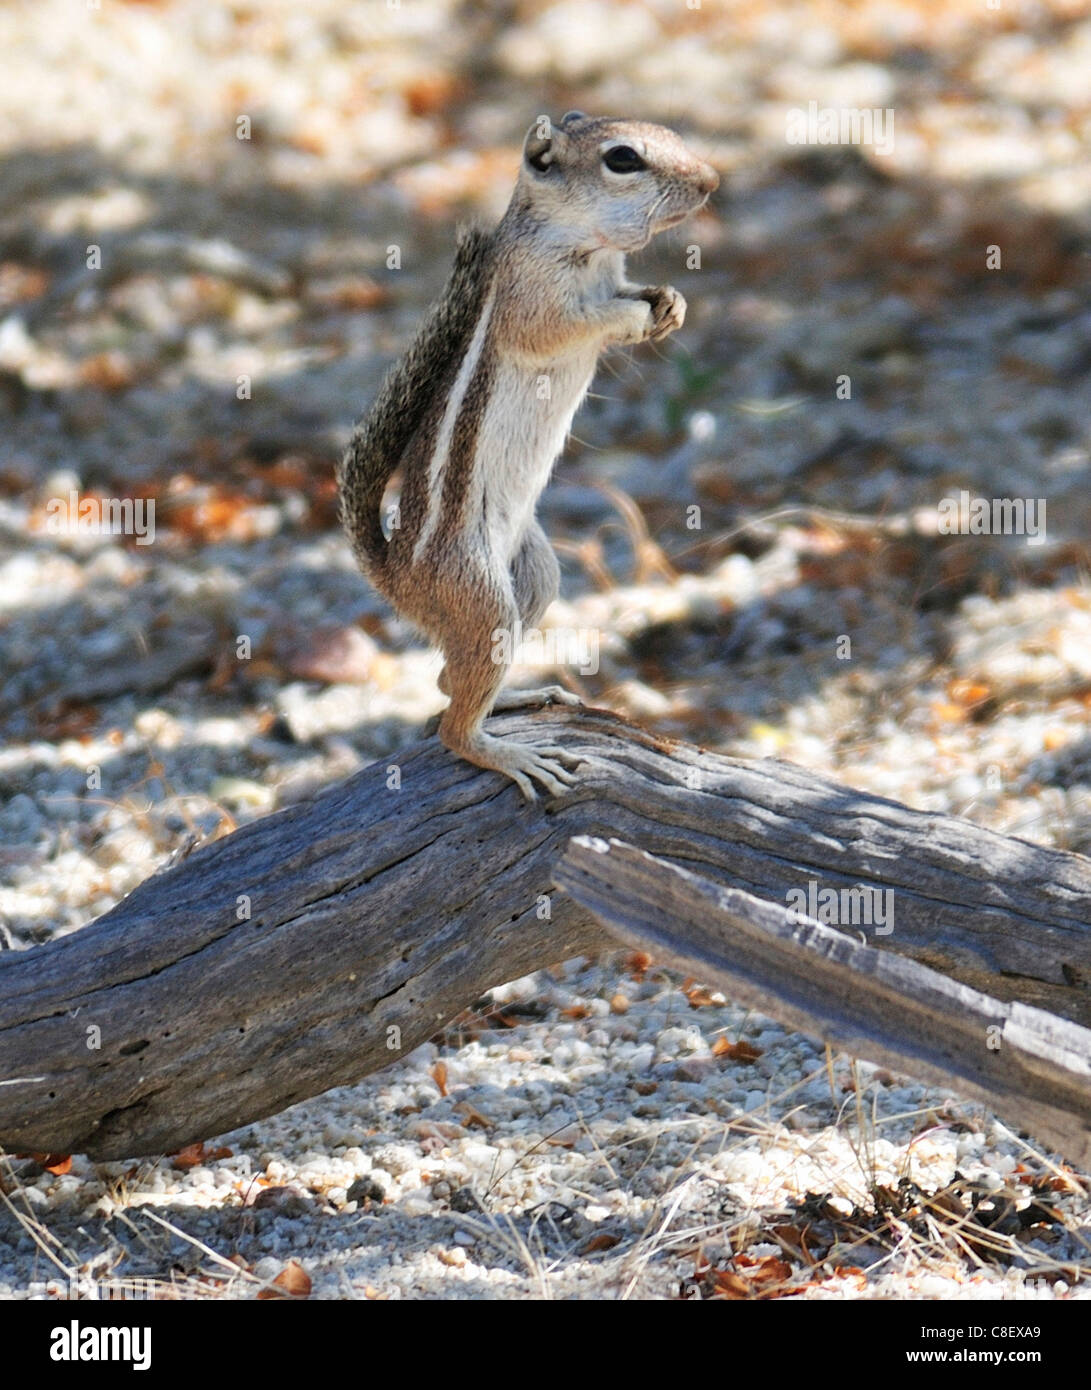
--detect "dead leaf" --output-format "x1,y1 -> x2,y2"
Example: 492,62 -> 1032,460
431,1061 -> 449,1097
771,1223 -> 805,1251
712,1270 -> 753,1299
711,1255 -> 800,1300
454,1102 -> 491,1130
170,1141 -> 232,1170
24,1153 -> 73,1175
712,1037 -> 763,1064
257,1260 -> 312,1300
624,951 -> 652,980
170,1143 -> 206,1170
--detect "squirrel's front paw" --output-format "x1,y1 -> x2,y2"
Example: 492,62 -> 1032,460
638,285 -> 686,342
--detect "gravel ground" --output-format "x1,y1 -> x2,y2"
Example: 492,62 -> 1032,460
1,0 -> 1090,1299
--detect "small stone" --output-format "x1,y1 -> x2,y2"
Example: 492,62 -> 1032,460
251,1185 -> 311,1217
346,1176 -> 387,1206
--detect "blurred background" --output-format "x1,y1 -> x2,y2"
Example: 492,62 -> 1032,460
1,0 -> 1090,942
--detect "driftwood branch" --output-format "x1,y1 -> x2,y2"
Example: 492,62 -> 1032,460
1,708 -> 1089,1160
556,836 -> 1091,1167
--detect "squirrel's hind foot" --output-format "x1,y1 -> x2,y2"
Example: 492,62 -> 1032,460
490,685 -> 583,712
446,729 -> 584,801
497,741 -> 584,800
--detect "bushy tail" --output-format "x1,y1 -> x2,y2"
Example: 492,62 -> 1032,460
337,226 -> 496,582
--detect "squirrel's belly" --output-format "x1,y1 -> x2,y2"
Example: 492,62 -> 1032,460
478,354 -> 597,557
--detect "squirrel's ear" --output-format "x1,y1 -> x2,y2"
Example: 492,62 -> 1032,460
523,116 -> 563,173
560,110 -> 587,127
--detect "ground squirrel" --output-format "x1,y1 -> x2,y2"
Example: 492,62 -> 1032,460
339,112 -> 718,799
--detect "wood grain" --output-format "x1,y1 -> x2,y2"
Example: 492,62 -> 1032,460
1,707 -> 1088,1159
557,835 -> 1091,1167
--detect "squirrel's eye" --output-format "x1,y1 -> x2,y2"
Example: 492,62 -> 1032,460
603,146 -> 646,174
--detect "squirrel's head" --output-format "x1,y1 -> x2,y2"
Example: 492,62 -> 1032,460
516,111 -> 718,254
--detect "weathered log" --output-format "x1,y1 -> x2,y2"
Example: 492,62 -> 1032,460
1,707 -> 1089,1159
556,836 -> 1091,1167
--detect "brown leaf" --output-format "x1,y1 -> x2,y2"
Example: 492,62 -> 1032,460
624,951 -> 652,980
431,1061 -> 449,1097
829,1266 -> 868,1290
258,1260 -> 312,1300
712,1037 -> 763,1064
756,1257 -> 793,1285
32,1153 -> 73,1176
454,1102 -> 491,1130
170,1142 -> 206,1170
582,1232 -> 621,1254
170,1141 -> 231,1170
771,1223 -> 805,1251
1039,1170 -> 1080,1193
707,1255 -> 800,1300
712,1271 -> 753,1299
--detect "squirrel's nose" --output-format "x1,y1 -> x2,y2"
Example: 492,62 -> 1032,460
697,162 -> 720,197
